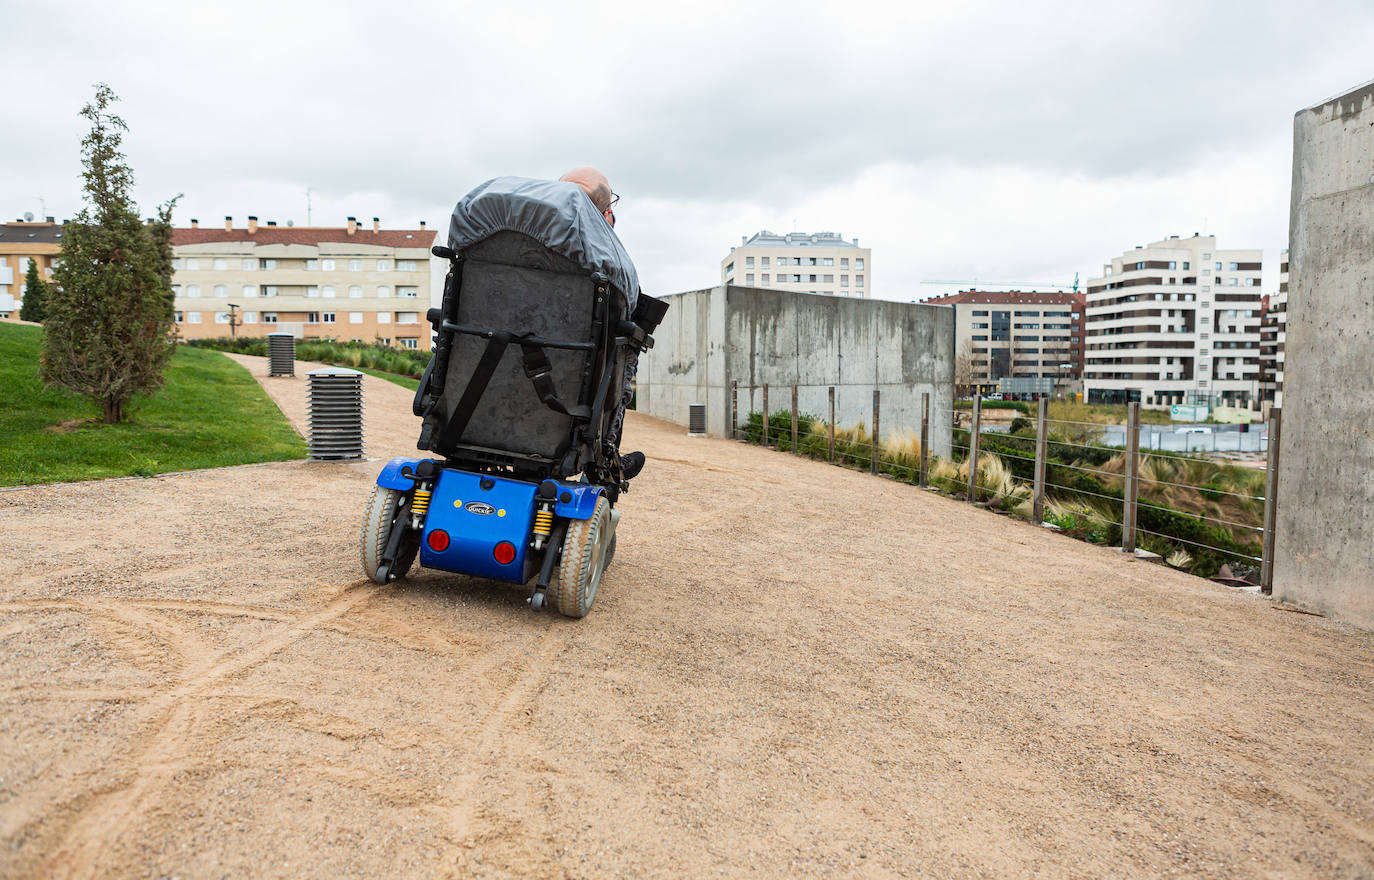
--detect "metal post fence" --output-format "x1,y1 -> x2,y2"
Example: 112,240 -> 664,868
828,386 -> 836,463
1122,402 -> 1141,554
967,396 -> 982,502
871,388 -> 881,475
919,392 -> 930,488
791,385 -> 799,454
1032,396 -> 1049,524
731,380 -> 738,439
762,384 -> 769,447
1261,408 -> 1282,593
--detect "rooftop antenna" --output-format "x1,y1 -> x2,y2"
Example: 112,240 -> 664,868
35,197 -> 47,218
1073,271 -> 1079,293
306,187 -> 313,226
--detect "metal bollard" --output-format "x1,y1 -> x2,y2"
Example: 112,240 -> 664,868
268,332 -> 295,377
307,367 -> 364,460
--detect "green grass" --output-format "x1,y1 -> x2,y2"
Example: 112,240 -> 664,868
355,366 -> 420,391
0,323 -> 306,486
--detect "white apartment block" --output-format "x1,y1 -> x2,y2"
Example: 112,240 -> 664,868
721,230 -> 870,297
1259,250 -> 1289,408
170,216 -> 437,350
1083,234 -> 1263,410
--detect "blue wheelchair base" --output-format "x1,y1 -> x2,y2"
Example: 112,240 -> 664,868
375,457 -> 604,587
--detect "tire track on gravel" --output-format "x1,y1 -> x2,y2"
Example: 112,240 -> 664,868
38,581 -> 387,880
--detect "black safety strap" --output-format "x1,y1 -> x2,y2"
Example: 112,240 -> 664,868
441,331 -> 512,442
441,331 -> 591,444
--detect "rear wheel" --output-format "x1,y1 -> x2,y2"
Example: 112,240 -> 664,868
549,496 -> 612,618
360,486 -> 418,584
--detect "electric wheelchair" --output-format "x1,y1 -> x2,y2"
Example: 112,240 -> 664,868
359,177 -> 667,618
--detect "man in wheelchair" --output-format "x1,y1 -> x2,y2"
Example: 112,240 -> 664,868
359,171 -> 668,618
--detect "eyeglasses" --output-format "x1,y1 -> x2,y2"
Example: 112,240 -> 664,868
609,192 -> 620,209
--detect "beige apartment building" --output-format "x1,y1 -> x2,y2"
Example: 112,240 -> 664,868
721,230 -> 871,297
0,216 -> 63,317
1259,250 -> 1289,408
1083,234 -> 1263,410
171,216 -> 437,350
923,289 -> 1085,395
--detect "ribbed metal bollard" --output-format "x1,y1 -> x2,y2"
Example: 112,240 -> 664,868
307,368 -> 364,460
267,332 -> 295,377
688,403 -> 707,437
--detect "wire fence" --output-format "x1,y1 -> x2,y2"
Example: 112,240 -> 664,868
728,381 -> 1280,590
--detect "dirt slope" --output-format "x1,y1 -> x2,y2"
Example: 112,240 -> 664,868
1,353 -> 1371,879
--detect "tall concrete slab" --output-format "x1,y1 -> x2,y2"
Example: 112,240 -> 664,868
1274,81 -> 1374,628
637,285 -> 953,457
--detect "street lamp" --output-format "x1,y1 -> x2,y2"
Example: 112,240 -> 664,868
226,303 -> 242,339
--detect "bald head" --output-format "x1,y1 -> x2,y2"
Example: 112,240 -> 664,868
560,166 -> 613,213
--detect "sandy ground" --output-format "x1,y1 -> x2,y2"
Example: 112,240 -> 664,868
1,353 -> 1372,880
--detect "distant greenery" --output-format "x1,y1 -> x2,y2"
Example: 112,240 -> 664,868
1,323 -> 304,486
189,336 -> 431,382
955,399 -> 1176,425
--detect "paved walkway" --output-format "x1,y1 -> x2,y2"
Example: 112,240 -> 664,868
1,353 -> 1371,879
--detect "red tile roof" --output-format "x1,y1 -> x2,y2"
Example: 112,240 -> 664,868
171,226 -> 436,248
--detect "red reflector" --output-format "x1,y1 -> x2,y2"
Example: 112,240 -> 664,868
427,529 -> 450,552
493,541 -> 516,565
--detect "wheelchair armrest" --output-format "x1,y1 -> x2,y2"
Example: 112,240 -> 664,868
631,294 -> 669,334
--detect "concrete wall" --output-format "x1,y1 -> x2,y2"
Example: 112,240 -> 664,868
638,285 -> 954,457
1274,81 -> 1374,629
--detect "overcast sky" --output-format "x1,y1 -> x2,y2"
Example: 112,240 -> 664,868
4,0 -> 1372,300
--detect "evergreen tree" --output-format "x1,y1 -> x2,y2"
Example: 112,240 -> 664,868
41,84 -> 179,424
18,259 -> 47,323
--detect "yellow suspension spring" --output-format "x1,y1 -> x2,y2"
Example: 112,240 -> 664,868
411,488 -> 432,517
533,508 -> 554,537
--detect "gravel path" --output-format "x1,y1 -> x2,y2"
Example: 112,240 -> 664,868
2,353 -> 1371,879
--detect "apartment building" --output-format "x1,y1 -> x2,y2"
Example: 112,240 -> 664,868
923,289 -> 1085,393
721,230 -> 871,297
0,216 -> 63,317
171,216 -> 438,350
1083,234 -> 1263,410
1259,250 -> 1289,408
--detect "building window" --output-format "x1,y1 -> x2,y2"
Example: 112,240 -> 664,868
263,312 -> 277,324
822,257 -> 834,266
398,312 -> 419,324
377,337 -> 391,345
323,285 -> 337,298
348,259 -> 361,272
377,312 -> 391,324
321,259 -> 335,271
377,286 -> 391,298
322,312 -> 336,324
725,261 -> 734,275
808,274 -> 817,282
972,310 -> 988,316
840,258 -> 849,269
213,285 -> 228,298
187,311 -> 202,324
307,312 -> 320,324
305,259 -> 318,271
745,257 -> 755,268
186,285 -> 201,298
400,338 -> 419,350
244,312 -> 258,324
856,274 -> 864,287
171,259 -> 182,270
171,285 -> 181,298
349,312 -> 363,324
241,259 -> 255,271
213,258 -> 227,271
761,274 -> 769,285
398,287 -> 418,298
306,286 -> 320,298
1167,261 -> 1176,269
377,260 -> 393,272
242,285 -> 257,298
745,273 -> 754,284
1182,261 -> 1190,270
808,257 -> 818,266
856,258 -> 865,270
175,311 -> 183,324
822,274 -> 834,283
260,258 -> 277,270
761,257 -> 770,268
398,260 -> 416,272
263,286 -> 278,297
348,285 -> 362,298
840,275 -> 848,287
186,258 -> 200,270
